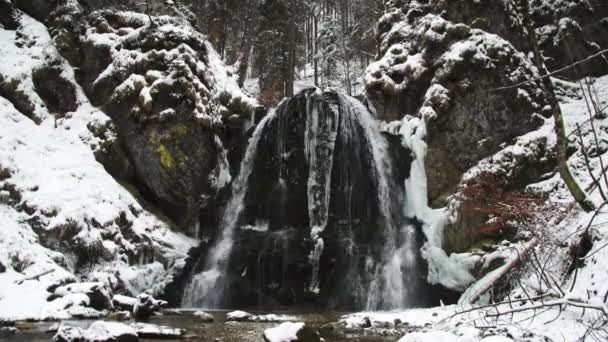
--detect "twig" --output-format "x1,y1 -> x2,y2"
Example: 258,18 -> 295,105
577,123 -> 607,201
493,48 -> 608,92
15,269 -> 55,285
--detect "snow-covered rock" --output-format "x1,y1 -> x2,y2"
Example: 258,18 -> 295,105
0,6 -> 196,322
263,322 -> 322,342
130,323 -> 185,339
132,293 -> 165,321
263,322 -> 305,342
368,10 -> 548,207
112,294 -> 137,312
226,310 -> 253,321
54,321 -> 138,342
226,311 -> 299,322
193,311 -> 214,322
52,282 -> 113,311
0,326 -> 18,338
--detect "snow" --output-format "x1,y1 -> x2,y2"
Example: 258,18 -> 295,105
226,311 -> 299,322
398,115 -> 475,291
226,310 -> 252,321
340,304 -> 590,342
345,75 -> 608,341
0,10 -> 196,321
130,322 -> 185,338
0,207 -> 76,321
263,322 -> 305,342
0,15 -> 55,122
193,310 -> 214,321
84,321 -> 137,340
54,321 -> 138,342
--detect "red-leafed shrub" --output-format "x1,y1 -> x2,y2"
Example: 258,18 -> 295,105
454,172 -> 568,240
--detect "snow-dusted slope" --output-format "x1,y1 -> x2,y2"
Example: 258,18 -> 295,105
0,8 -> 196,321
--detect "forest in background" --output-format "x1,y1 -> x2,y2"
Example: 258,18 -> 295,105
159,0 -> 384,103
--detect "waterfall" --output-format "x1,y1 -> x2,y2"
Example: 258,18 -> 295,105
338,96 -> 418,310
181,90 -> 429,310
181,112 -> 276,308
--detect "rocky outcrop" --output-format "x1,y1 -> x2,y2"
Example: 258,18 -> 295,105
368,9 -> 549,204
530,0 -> 608,79
44,5 -> 256,234
0,5 -> 198,321
385,0 -> 608,79
132,293 -> 166,321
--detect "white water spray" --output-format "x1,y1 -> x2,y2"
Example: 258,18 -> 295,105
339,96 -> 418,310
182,112 -> 275,308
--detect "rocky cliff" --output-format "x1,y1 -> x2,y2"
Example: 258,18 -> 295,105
0,0 -> 255,320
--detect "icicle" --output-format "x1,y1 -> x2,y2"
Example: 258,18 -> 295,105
399,115 -> 475,291
304,92 -> 339,295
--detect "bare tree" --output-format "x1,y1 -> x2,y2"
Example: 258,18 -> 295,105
519,0 -> 595,212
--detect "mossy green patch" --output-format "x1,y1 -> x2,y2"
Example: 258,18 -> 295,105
156,144 -> 176,169
149,123 -> 192,171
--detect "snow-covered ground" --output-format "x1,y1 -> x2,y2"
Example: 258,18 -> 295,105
0,9 -> 196,321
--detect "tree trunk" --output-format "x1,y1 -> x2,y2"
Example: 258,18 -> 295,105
520,0 -> 595,212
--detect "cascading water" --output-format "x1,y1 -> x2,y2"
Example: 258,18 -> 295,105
339,96 -> 418,310
181,90 -> 428,310
182,112 -> 275,308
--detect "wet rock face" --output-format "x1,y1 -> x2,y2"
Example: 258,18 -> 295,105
367,10 -> 548,204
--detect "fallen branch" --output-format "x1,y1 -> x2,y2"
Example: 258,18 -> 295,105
15,269 -> 55,285
463,238 -> 539,305
486,296 -> 608,319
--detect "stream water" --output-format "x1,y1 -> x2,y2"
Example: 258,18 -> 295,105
6,311 -> 397,342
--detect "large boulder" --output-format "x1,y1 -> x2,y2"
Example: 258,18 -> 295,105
51,282 -> 114,311
385,0 -> 608,79
367,10 -> 549,205
53,321 -> 139,342
132,293 -> 166,321
263,322 -> 323,342
45,7 -> 256,234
